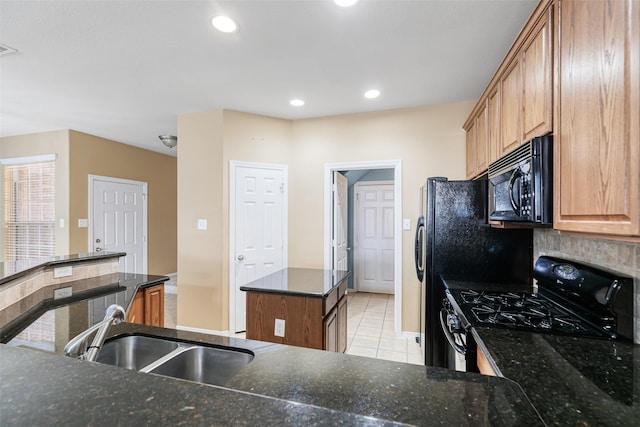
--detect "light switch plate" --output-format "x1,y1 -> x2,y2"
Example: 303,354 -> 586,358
54,266 -> 73,279
274,318 -> 285,337
403,219 -> 411,230
78,218 -> 88,228
197,219 -> 208,230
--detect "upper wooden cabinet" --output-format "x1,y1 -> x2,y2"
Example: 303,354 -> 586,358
487,86 -> 501,164
465,102 -> 488,180
465,0 -> 553,176
522,8 -> 553,142
554,0 -> 640,237
500,58 -> 522,156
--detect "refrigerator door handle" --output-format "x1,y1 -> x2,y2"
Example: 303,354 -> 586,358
414,216 -> 425,281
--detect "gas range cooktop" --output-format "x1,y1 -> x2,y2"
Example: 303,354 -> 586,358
445,256 -> 634,341
451,289 -> 611,338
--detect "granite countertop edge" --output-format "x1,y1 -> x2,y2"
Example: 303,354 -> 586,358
0,252 -> 126,286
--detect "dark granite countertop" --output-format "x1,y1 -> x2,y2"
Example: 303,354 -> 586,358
239,268 -> 351,298
0,321 -> 544,426
472,326 -> 640,426
0,272 -> 169,345
0,251 -> 126,286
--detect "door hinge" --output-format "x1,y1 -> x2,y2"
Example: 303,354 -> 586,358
142,193 -> 147,201
280,183 -> 285,193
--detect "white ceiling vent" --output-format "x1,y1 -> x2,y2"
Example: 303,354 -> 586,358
0,44 -> 18,56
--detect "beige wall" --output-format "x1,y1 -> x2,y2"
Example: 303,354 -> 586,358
0,130 -> 71,257
68,130 -> 177,275
176,111 -> 226,330
1,130 -> 177,274
176,101 -> 474,332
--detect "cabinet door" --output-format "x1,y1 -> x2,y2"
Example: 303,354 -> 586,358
522,8 -> 553,141
144,284 -> 164,327
487,86 -> 501,165
475,104 -> 488,174
127,290 -> 145,325
465,121 -> 477,179
337,296 -> 347,353
500,58 -> 522,156
555,0 -> 640,236
324,307 -> 338,352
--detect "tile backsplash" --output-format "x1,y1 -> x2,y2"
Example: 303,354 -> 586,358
533,229 -> 639,344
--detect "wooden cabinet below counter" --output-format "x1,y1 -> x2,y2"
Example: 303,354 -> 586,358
127,283 -> 165,327
244,274 -> 348,352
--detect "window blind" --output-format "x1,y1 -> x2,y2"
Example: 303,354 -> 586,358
2,160 -> 56,261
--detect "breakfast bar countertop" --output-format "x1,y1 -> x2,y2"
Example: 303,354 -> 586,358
0,321 -> 545,426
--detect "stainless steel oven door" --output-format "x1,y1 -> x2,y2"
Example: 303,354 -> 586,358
439,305 -> 467,372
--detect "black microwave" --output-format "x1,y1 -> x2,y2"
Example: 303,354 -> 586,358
488,135 -> 553,224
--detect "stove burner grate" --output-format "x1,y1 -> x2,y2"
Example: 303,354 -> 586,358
457,289 -> 604,337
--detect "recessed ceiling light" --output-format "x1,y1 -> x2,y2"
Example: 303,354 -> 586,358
364,89 -> 380,99
211,15 -> 238,33
334,0 -> 359,7
290,99 -> 305,107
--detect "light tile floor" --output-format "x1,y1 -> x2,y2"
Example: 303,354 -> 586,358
164,289 -> 422,365
346,292 -> 423,365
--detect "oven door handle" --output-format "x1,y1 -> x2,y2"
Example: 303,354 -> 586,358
439,308 -> 466,355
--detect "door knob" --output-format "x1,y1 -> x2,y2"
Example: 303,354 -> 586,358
237,255 -> 244,261
95,247 -> 103,252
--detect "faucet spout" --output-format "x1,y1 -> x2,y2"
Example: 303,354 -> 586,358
64,304 -> 125,362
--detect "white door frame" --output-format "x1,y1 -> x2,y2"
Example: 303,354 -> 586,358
353,180 -> 395,293
88,174 -> 148,274
229,161 -> 289,335
324,160 -> 403,337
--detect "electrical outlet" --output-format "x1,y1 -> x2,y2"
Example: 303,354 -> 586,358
54,266 -> 73,278
54,286 -> 73,299
274,318 -> 285,337
403,218 -> 411,230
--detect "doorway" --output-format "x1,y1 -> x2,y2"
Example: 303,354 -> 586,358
354,181 -> 395,294
229,161 -> 288,334
89,175 -> 148,274
324,160 -> 402,337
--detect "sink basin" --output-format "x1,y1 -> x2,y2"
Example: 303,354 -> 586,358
96,335 -> 179,370
147,346 -> 254,386
95,334 -> 254,386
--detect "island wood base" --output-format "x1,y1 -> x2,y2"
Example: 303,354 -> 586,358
245,280 -> 347,352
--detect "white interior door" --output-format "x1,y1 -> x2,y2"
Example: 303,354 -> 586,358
355,182 -> 394,294
332,171 -> 348,271
90,176 -> 147,274
233,164 -> 286,333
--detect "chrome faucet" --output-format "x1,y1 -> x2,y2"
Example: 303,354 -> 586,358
64,304 -> 125,362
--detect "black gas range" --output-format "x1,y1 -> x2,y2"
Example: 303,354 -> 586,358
440,256 -> 634,372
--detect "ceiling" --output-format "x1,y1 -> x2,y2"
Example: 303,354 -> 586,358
0,0 -> 538,156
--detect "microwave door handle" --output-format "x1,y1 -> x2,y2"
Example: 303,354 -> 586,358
508,168 -> 523,216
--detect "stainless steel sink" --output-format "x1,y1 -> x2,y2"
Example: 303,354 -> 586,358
95,334 -> 254,386
146,346 -> 254,386
96,335 -> 179,370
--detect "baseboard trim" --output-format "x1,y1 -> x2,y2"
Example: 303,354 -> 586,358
176,325 -> 229,336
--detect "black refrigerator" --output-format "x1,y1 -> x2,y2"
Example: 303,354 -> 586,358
415,177 -> 532,368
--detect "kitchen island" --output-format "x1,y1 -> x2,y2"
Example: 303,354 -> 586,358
240,268 -> 350,352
